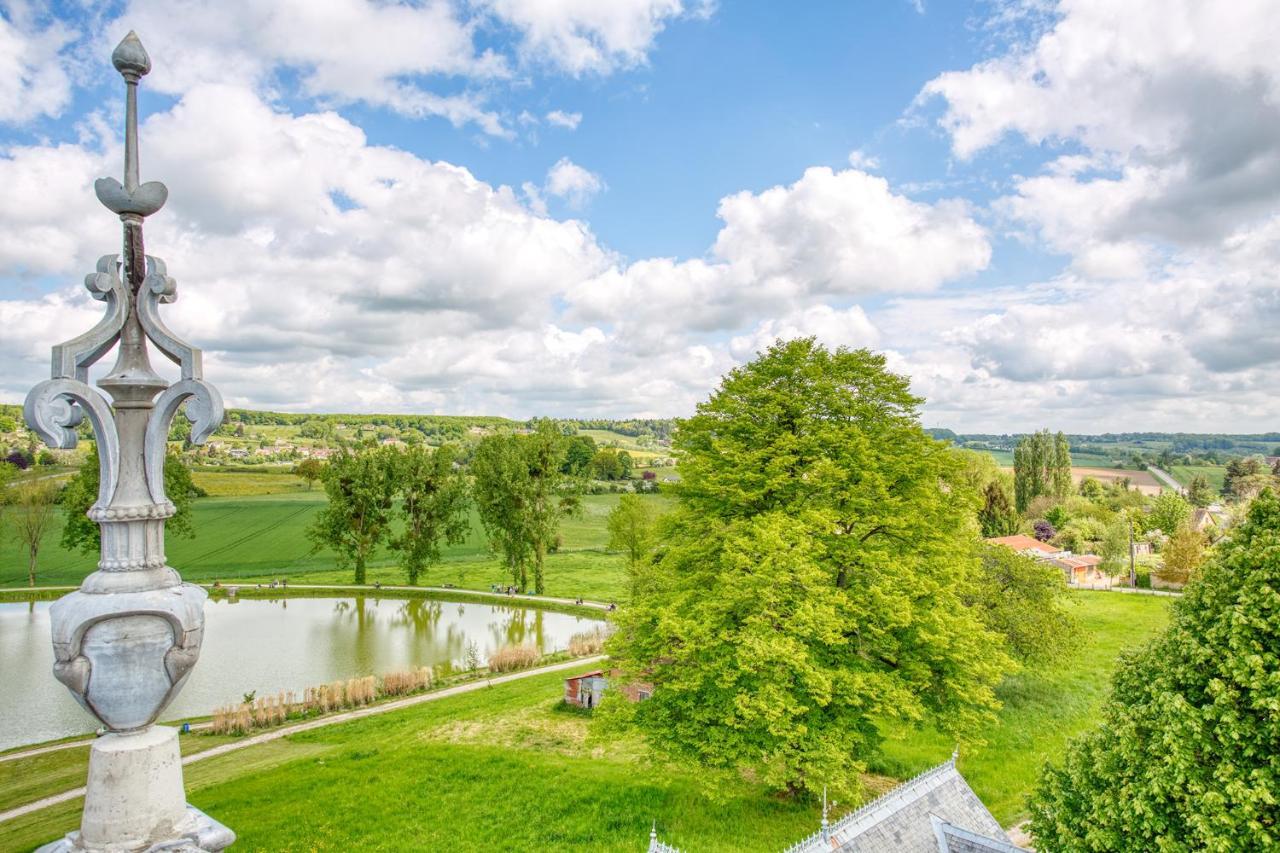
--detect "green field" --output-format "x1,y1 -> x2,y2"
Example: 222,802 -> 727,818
0,592 -> 1167,850
1169,464 -> 1228,493
0,488 -> 665,600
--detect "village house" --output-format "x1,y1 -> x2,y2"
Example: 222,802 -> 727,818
985,534 -> 1064,559
1192,504 -> 1227,533
985,535 -> 1111,586
1050,554 -> 1106,584
564,670 -> 653,710
648,754 -> 1026,852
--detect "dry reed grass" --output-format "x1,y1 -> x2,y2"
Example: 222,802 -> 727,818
487,644 -> 539,673
567,626 -> 610,656
382,666 -> 433,696
211,669 -> 427,736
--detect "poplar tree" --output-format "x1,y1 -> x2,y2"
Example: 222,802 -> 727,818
472,422 -> 578,594
391,444 -> 470,586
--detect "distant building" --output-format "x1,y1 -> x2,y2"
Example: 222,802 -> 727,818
227,448 -> 249,459
985,535 -> 1063,558
1050,554 -> 1105,584
564,669 -> 652,710
648,755 -> 1026,852
1192,505 -> 1227,533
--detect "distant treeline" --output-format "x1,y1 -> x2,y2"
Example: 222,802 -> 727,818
561,419 -> 674,440
928,428 -> 1280,460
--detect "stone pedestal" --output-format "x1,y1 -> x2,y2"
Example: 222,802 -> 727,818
36,727 -> 234,852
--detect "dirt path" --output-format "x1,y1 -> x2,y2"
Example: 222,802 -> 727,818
0,654 -> 605,824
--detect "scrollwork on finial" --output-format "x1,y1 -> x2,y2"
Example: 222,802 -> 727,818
24,379 -> 120,507
50,255 -> 129,382
137,255 -> 204,380
143,379 -> 223,504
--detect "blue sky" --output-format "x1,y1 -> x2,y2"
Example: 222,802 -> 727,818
1,0 -> 1278,431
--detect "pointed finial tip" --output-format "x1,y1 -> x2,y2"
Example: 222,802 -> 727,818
112,31 -> 151,80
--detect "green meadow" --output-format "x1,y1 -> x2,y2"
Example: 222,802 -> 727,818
0,472 -> 663,601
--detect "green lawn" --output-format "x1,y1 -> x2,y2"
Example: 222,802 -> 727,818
0,670 -> 821,853
0,490 -> 665,600
1169,464 -> 1227,492
871,591 -> 1169,824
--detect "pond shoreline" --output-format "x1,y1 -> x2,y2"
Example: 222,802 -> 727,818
0,583 -> 615,619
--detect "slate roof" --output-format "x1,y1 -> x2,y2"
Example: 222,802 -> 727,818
647,757 -> 1027,853
784,757 -> 1026,853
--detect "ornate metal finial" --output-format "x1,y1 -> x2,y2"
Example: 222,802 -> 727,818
96,32 -> 167,219
25,33 -> 232,853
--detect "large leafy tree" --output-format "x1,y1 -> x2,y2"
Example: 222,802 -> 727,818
606,339 -> 1013,799
472,422 -> 579,594
62,446 -> 199,554
471,433 -> 533,591
1147,491 -> 1191,536
308,444 -> 400,584
391,444 -> 470,585
1030,489 -> 1280,850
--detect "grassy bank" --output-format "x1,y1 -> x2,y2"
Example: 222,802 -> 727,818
0,670 -> 820,853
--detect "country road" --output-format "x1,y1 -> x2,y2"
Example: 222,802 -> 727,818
1147,466 -> 1183,494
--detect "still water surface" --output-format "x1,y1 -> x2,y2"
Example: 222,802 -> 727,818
0,596 -> 602,751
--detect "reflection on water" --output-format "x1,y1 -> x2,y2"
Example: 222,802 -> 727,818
0,596 -> 602,751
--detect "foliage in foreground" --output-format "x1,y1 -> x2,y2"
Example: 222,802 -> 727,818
1029,490 -> 1280,851
607,339 -> 1015,801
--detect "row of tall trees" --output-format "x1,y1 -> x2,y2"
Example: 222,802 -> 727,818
1012,429 -> 1072,512
308,422 -> 580,593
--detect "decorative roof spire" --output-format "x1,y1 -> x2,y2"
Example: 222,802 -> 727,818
96,31 -> 167,218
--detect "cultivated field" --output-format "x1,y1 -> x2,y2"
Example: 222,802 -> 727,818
1070,466 -> 1165,495
0,475 -> 665,601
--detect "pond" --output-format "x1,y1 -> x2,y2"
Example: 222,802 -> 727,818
0,595 -> 604,751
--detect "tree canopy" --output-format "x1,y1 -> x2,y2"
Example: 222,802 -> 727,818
606,339 -> 1013,800
391,444 -> 470,585
965,544 -> 1080,664
1030,489 -> 1280,850
307,445 -> 400,584
472,421 -> 579,593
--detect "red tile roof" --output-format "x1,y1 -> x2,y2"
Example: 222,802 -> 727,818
985,535 -> 1060,554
